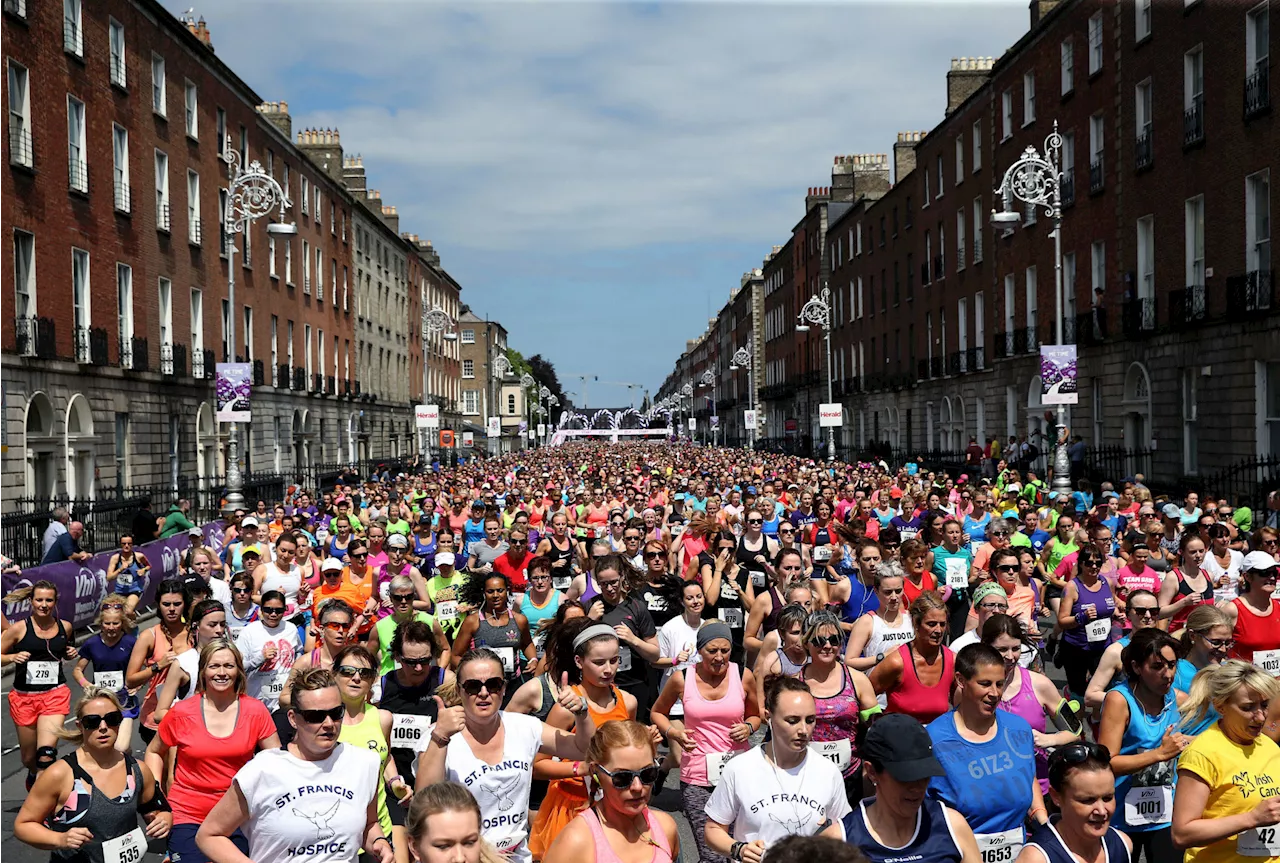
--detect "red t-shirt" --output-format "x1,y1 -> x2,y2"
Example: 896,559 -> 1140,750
158,694 -> 276,824
492,550 -> 531,591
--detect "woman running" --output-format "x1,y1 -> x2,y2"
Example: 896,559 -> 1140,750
451,573 -> 536,693
369,574 -> 449,677
931,518 -> 975,639
519,557 -> 561,658
1203,522 -> 1244,603
73,598 -> 138,754
235,590 -> 302,711
1220,552 -> 1280,675
650,622 -> 759,863
283,599 -> 352,705
803,609 -> 877,803
1017,743 -> 1134,863
1096,628 -> 1188,860
14,687 -> 171,863
152,599 -> 229,723
332,645 -> 402,852
1,578 -> 77,788
1173,661 -> 1280,863
1055,547 -> 1116,698
126,578 -> 191,744
898,540 -> 938,606
148,639 -> 280,863
541,720 -> 680,863
653,579 -> 705,720
1175,606 -> 1233,734
845,561 -> 914,676
226,572 -> 259,641
537,512 -> 582,593
704,677 -> 849,861
839,712 -> 981,863
417,646 -> 598,862
1157,533 -> 1214,632
753,603 -> 810,707
106,535 -> 151,622
195,667 -> 391,863
870,591 -> 955,725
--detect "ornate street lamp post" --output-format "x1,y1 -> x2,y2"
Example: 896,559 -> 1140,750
680,382 -> 694,442
992,120 -> 1072,498
699,368 -> 717,447
730,344 -> 754,450
421,307 -> 457,465
221,136 -> 294,517
795,285 -> 835,462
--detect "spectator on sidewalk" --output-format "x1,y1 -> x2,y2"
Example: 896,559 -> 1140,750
160,498 -> 197,538
41,507 -> 70,559
131,497 -> 160,544
41,520 -> 91,565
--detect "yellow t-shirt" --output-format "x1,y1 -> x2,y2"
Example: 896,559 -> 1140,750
1178,721 -> 1280,863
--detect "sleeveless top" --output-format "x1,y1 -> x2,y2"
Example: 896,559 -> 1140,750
841,798 -> 963,863
886,643 -> 954,725
379,665 -> 443,782
579,808 -> 673,863
475,612 -> 525,679
374,612 -> 434,675
761,586 -> 787,636
531,675 -> 556,722
549,686 -> 631,803
1228,597 -> 1280,671
339,703 -> 391,834
546,536 -> 576,590
1024,819 -> 1131,863
680,663 -> 748,786
1111,680 -> 1180,832
412,531 -> 438,570
1167,566 -> 1215,632
808,665 -> 863,777
50,751 -> 144,863
775,646 -> 808,677
863,613 -> 916,662
998,667 -> 1049,792
1063,577 -> 1116,651
12,617 -> 69,692
141,624 -> 183,730
521,591 -> 561,657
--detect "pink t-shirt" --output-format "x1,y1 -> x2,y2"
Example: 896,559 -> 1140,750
158,694 -> 276,824
1114,564 -> 1162,608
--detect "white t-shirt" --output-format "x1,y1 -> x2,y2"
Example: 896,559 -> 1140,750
1203,549 -> 1244,603
657,615 -> 702,717
236,620 -> 302,711
235,743 -> 381,863
950,629 -> 1036,669
704,746 -> 851,847
260,563 -> 304,611
174,648 -> 200,706
443,711 -> 543,862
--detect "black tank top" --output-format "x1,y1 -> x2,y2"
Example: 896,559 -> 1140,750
379,666 -> 443,780
51,751 -> 144,863
13,617 -> 69,692
547,537 -> 576,590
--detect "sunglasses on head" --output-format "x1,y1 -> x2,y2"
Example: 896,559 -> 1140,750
595,763 -> 660,789
336,665 -> 376,680
81,711 -> 124,731
294,704 -> 345,724
460,676 -> 506,696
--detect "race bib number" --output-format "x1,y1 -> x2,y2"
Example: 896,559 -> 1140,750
720,578 -> 739,600
435,600 -> 459,623
1085,617 -> 1111,643
647,594 -> 669,613
491,646 -> 517,673
553,575 -> 572,591
25,661 -> 58,686
390,714 -> 435,752
264,670 -> 290,699
671,525 -> 685,537
1254,649 -> 1280,677
718,607 -> 744,628
511,593 -> 525,609
117,570 -> 135,587
1239,826 -> 1280,856
94,670 -> 125,690
1123,785 -> 1172,827
533,630 -> 549,657
103,827 -> 147,863
809,739 -> 852,772
975,829 -> 1023,863
750,570 -> 768,589
618,644 -> 633,673
945,558 -> 969,590
706,750 -> 738,785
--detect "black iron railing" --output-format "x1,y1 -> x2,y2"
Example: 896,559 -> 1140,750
1245,58 -> 1270,120
1183,94 -> 1204,147
1122,297 -> 1157,337
1226,269 -> 1274,316
1169,285 -> 1206,329
1089,158 -> 1104,194
1134,130 -> 1153,172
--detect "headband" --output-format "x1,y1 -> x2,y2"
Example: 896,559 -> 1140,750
573,624 -> 618,650
696,622 -> 734,652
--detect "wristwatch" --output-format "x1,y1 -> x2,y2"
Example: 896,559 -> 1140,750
730,841 -> 747,861
875,652 -> 885,664
150,662 -> 161,674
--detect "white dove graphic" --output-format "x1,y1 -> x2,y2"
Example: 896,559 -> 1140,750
293,800 -> 341,840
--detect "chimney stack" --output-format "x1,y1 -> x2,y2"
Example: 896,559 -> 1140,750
805,186 -> 831,211
380,204 -> 399,234
1029,0 -> 1064,27
256,100 -> 291,140
893,131 -> 926,184
831,154 -> 891,202
296,127 -> 345,184
946,57 -> 995,115
342,154 -> 366,194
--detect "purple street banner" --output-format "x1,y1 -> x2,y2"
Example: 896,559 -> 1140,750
1040,345 -> 1079,406
216,362 -> 252,422
2,521 -> 226,629
711,416 -> 720,430
519,420 -> 528,433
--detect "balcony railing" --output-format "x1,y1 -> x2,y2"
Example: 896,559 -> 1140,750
327,374 -> 336,395
113,181 -> 132,214
1013,326 -> 1038,354
1183,95 -> 1205,147
956,247 -> 966,271
68,158 -> 88,193
355,380 -> 362,397
966,346 -> 985,372
133,336 -> 150,371
118,335 -> 134,369
929,356 -> 943,378
1076,309 -> 1107,345
189,218 -> 202,246
343,378 -> 352,397
274,362 -> 287,388
74,326 -> 98,364
4,0 -> 28,18
1061,173 -> 1075,208
1134,130 -> 1153,172
934,255 -> 944,282
9,125 -> 32,168
1169,285 -> 1206,329
157,201 -> 171,232
946,352 -> 962,376
63,16 -> 81,55
917,358 -> 929,381
1245,58 -> 1270,120
313,372 -> 326,395
252,359 -> 265,387
192,347 -> 213,380
14,316 -> 55,359
293,366 -> 307,391
1122,297 -> 1157,337
1227,269 -> 1274,315
1089,157 -> 1104,194
303,275 -> 311,294
110,55 -> 126,88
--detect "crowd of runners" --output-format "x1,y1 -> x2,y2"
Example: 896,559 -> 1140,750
3,440 -> 1280,863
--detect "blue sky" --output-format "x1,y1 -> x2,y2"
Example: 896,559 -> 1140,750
171,1 -> 1030,406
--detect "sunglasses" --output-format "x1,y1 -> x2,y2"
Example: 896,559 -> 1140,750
644,551 -> 665,560
747,518 -> 763,525
595,763 -> 660,789
808,634 -> 841,648
81,711 -> 124,731
321,621 -> 348,632
1198,635 -> 1235,649
350,551 -> 368,558
101,602 -> 125,610
391,593 -> 415,603
294,704 -> 345,724
261,606 -> 286,615
336,665 -> 376,680
994,563 -> 1021,573
397,655 -> 432,669
460,676 -> 506,696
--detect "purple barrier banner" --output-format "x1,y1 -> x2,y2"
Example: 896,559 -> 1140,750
2,522 -> 226,629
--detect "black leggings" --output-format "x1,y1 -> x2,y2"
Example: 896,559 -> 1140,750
1126,826 -> 1175,863
1057,639 -> 1104,698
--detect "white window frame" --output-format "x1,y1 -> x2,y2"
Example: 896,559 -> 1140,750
1023,72 -> 1036,125
461,329 -> 476,344
972,119 -> 981,172
112,124 -> 129,211
302,239 -> 310,293
936,155 -> 944,199
285,238 -> 293,284
184,80 -> 198,139
1185,195 -> 1205,287
72,248 -> 90,337
1136,0 -> 1152,42
63,0 -> 82,56
304,324 -> 312,378
116,262 -> 134,356
151,53 -> 166,117
268,235 -> 277,277
109,18 -> 126,87
315,248 -> 323,301
1247,3 -> 1270,73
1089,13 -> 1104,75
158,277 -> 172,347
154,149 -> 170,231
14,229 -> 35,320
1136,215 -> 1155,300
463,358 -> 475,378
1091,240 -> 1106,302
973,198 -> 984,263
1184,45 -> 1204,112
186,169 -> 200,244
1025,266 -> 1038,330
463,390 -> 479,415
956,209 -> 966,271
67,95 -> 86,192
1061,38 -> 1075,95
1090,113 -> 1105,171
8,61 -> 31,168
1246,169 -> 1271,275
1135,79 -> 1153,141
190,288 -> 203,352
244,307 -> 253,362
1001,90 -> 1013,140
1064,252 -> 1078,321
1183,368 -> 1199,474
